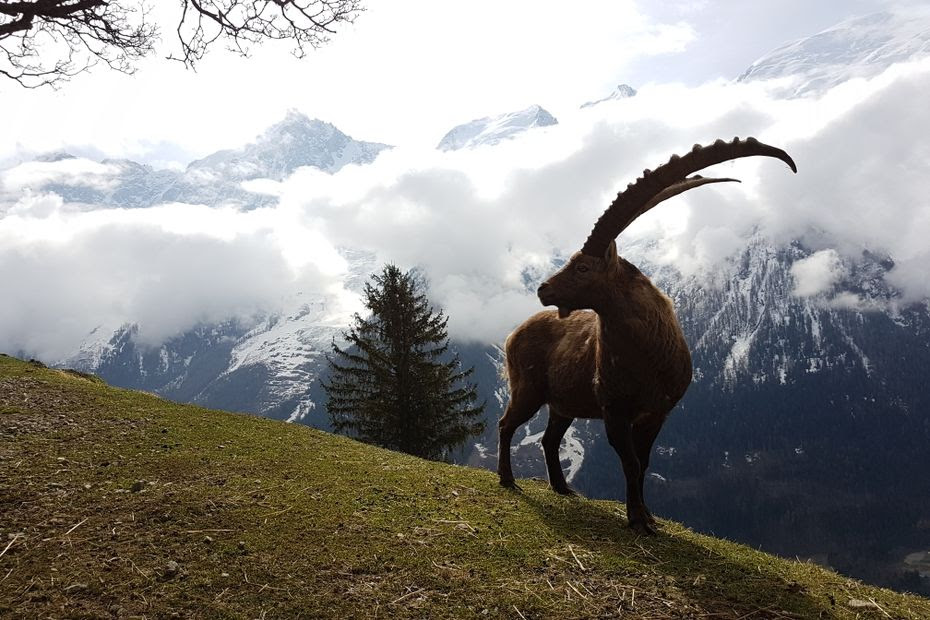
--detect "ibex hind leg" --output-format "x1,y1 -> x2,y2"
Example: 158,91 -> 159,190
541,409 -> 575,495
497,392 -> 544,489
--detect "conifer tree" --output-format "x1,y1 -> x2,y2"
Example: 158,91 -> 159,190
321,264 -> 484,461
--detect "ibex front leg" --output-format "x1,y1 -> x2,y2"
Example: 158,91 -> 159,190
605,414 -> 656,536
633,414 -> 666,528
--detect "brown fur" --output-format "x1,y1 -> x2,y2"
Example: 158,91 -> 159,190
497,240 -> 690,534
497,138 -> 796,535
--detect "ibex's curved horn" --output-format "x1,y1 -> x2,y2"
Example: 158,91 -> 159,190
636,175 -> 740,221
580,137 -> 796,257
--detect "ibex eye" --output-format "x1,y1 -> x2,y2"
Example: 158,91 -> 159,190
576,264 -> 589,273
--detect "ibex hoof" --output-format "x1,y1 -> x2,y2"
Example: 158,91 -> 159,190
499,478 -> 522,491
629,520 -> 658,537
551,484 -> 577,496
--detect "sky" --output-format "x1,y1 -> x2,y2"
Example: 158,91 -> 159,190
2,1 -> 930,360
0,0 -> 913,164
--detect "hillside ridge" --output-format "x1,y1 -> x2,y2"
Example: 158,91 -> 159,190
1,354 -> 928,618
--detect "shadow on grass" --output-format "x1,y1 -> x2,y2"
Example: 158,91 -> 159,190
514,487 -> 837,618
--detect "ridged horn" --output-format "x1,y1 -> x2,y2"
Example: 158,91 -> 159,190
580,137 -> 797,257
636,175 -> 740,222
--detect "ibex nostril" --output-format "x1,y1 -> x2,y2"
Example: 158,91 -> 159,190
537,283 -> 549,295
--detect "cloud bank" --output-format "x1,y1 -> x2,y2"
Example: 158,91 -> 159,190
790,249 -> 845,297
2,58 -> 930,360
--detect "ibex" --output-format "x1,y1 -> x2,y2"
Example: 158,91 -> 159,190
498,138 -> 796,535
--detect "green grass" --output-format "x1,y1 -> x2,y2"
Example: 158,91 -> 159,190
1,353 -> 928,619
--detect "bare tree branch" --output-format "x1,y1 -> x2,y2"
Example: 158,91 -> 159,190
171,0 -> 362,67
0,1 -> 154,87
0,0 -> 363,88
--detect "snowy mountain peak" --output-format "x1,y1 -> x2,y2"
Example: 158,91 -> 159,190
737,10 -> 930,96
35,151 -> 78,163
437,104 -> 558,151
580,84 -> 637,109
188,110 -> 391,179
260,110 -> 339,145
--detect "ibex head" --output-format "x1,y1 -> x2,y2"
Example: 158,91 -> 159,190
537,241 -> 624,317
538,137 -> 797,317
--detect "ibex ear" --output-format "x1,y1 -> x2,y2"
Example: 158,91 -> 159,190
603,240 -> 619,267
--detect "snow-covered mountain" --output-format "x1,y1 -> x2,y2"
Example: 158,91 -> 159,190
73,302 -> 334,424
3,111 -> 390,210
436,104 -> 558,151
188,111 -> 389,180
580,83 -> 637,108
737,10 -> 930,96
65,245 -> 378,426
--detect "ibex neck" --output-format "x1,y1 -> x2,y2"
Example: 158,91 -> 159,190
592,277 -> 646,341
593,275 -> 690,373
590,277 -> 692,412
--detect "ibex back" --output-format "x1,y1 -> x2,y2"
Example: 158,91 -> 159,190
497,137 -> 797,535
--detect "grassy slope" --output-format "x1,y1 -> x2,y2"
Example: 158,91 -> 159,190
1,355 -> 928,619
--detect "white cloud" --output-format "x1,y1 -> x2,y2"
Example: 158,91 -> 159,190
0,202 -> 345,360
3,55 -> 930,358
790,249 -> 845,297
756,58 -> 930,300
5,190 -> 65,218
1,159 -> 120,195
829,291 -> 884,311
